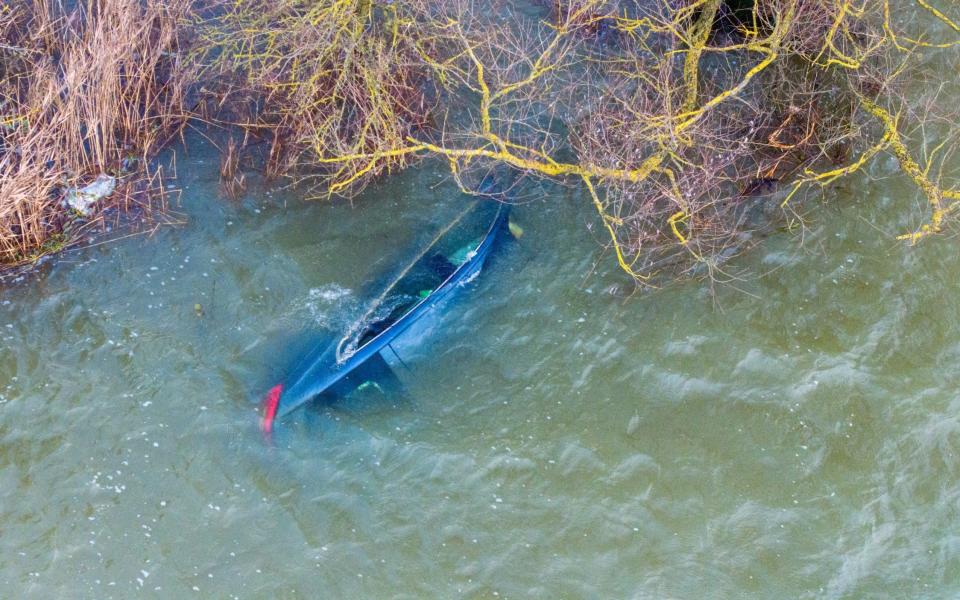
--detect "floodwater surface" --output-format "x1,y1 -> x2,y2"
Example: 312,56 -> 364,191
4,22 -> 960,600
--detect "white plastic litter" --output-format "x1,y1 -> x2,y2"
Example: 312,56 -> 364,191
65,174 -> 116,216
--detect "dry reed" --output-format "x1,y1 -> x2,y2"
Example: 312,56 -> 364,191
0,0 -> 196,266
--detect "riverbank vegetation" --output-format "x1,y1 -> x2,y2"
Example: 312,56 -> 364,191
0,0 -> 195,265
2,0 -> 959,284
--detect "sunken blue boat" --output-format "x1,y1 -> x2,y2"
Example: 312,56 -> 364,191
261,199 -> 510,433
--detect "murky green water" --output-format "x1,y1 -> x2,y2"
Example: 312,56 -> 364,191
3,135 -> 959,599
5,18 -> 960,600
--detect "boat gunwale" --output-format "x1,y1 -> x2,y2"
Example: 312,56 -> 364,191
335,200 -> 508,364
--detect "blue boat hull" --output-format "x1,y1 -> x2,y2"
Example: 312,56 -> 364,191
261,201 -> 509,432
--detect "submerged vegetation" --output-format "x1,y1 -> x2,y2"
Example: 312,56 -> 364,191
1,0 -> 959,284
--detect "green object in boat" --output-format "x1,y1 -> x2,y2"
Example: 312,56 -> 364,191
419,289 -> 432,298
508,219 -> 524,239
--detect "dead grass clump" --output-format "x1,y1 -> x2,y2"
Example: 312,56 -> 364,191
0,0 -> 197,266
